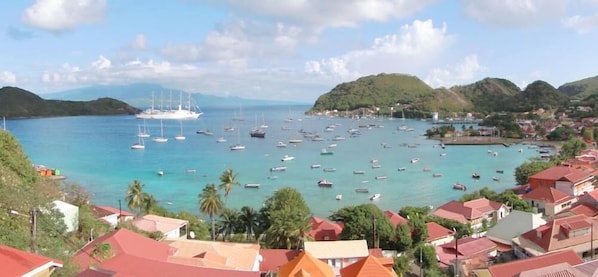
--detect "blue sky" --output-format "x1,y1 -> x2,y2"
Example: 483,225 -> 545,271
1,0 -> 598,102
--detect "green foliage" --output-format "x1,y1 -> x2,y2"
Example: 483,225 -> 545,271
408,215 -> 428,245
398,206 -> 432,218
218,168 -> 241,199
198,183 -> 223,240
0,87 -> 140,118
260,187 -> 311,249
480,113 -> 523,138
414,244 -> 439,270
547,126 -> 576,141
450,78 -> 521,112
511,81 -> 569,112
558,138 -> 588,160
427,217 -> 472,238
514,160 -> 555,185
458,187 -> 532,213
393,255 -> 411,277
329,204 -> 394,249
176,211 -> 209,240
394,224 -> 413,252
558,75 -> 598,99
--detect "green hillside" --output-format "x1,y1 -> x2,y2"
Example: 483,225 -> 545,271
0,86 -> 140,118
448,78 -> 521,112
513,81 -> 569,112
558,75 -> 598,99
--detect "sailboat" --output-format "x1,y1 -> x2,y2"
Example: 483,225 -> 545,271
230,128 -> 245,150
232,104 -> 244,121
401,109 -> 406,121
137,121 -> 150,138
175,121 -> 186,140
152,120 -> 168,142
260,112 -> 269,128
131,136 -> 145,149
136,91 -> 202,120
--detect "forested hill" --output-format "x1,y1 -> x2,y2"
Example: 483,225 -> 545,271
311,73 -> 583,115
0,86 -> 140,118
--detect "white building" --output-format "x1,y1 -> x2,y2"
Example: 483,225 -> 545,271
52,200 -> 79,233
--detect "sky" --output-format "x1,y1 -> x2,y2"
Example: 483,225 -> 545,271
1,1 -> 598,102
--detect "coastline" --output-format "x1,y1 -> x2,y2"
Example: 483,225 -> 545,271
436,136 -> 563,150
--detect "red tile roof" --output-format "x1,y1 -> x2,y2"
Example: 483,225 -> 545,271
432,198 -> 504,223
309,216 -> 343,241
440,237 -> 497,258
520,214 -> 597,252
487,249 -> 583,277
522,186 -> 574,204
339,255 -> 395,277
258,249 -> 299,272
92,253 -> 259,277
383,210 -> 408,228
426,222 -> 454,243
0,244 -> 63,276
73,228 -> 175,268
278,251 -> 334,277
564,202 -> 598,217
530,166 -> 592,183
90,205 -> 133,218
583,188 -> 598,201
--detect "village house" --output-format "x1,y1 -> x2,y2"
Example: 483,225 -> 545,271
309,216 -> 343,241
303,240 -> 369,276
512,214 -> 598,259
473,249 -> 584,277
436,237 -> 498,276
90,205 -> 134,228
485,210 -> 546,254
132,214 -> 189,240
521,186 -> 577,216
425,222 -> 455,246
52,200 -> 79,233
432,198 -> 509,231
0,244 -> 63,277
383,210 -> 408,228
527,165 -> 595,196
278,251 -> 334,277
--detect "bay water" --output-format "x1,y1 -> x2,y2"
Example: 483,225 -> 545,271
5,105 -> 540,217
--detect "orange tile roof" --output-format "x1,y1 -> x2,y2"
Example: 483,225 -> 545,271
487,249 -> 583,277
309,216 -> 343,241
426,222 -> 455,243
530,166 -> 592,183
340,255 -> 395,277
520,214 -> 598,252
522,186 -> 574,204
73,228 -> 175,268
167,239 -> 260,271
278,251 -> 334,277
383,210 -> 408,228
0,244 -> 63,276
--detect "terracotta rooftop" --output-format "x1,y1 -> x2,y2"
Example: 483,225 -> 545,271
486,249 -> 583,277
167,239 -> 260,271
518,262 -> 585,277
259,249 -> 299,272
582,188 -> 598,202
522,186 -> 574,204
440,237 -> 497,258
278,251 -> 334,277
339,255 -> 395,277
309,216 -> 343,241
0,244 -> 63,276
383,210 -> 408,228
426,222 -> 454,243
555,202 -> 598,218
132,214 -> 188,235
530,166 -> 592,183
433,198 -> 504,223
519,214 -> 598,253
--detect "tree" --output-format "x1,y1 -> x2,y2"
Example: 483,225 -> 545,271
176,211 -> 209,240
125,180 -> 146,216
414,244 -> 439,271
394,223 -> 412,252
559,138 -> 587,160
393,255 -> 411,277
329,204 -> 394,249
198,184 -> 223,240
239,206 -> 259,240
408,215 -> 428,245
219,208 -> 239,241
514,159 -> 554,185
398,206 -> 431,219
218,168 -> 240,199
261,187 -> 312,249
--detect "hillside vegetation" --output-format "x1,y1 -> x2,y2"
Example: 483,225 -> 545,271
311,74 -> 580,116
0,86 -> 140,118
558,75 -> 598,100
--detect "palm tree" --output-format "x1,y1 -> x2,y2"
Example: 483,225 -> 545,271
218,168 -> 240,199
219,208 -> 238,241
239,206 -> 258,240
143,193 -> 158,215
125,180 -> 146,216
198,183 -> 223,240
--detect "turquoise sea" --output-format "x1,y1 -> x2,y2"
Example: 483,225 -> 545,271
6,105 -> 541,217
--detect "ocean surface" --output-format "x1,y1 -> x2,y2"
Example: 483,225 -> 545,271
5,105 -> 542,217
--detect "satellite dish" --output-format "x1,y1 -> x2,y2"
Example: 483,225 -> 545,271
189,231 -> 195,239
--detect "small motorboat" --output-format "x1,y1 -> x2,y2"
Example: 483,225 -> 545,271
353,170 -> 366,174
270,166 -> 287,172
281,155 -> 295,162
433,173 -> 443,178
496,170 -> 504,174
244,183 -> 260,188
323,168 -> 337,172
335,193 -> 342,200
311,164 -> 322,169
317,179 -> 333,187
276,141 -> 287,148
492,177 -> 500,182
472,173 -> 481,179
369,193 -> 381,200
410,158 -> 420,163
453,183 -> 467,191
375,175 -> 387,180
355,188 -> 369,193
397,167 -> 406,172
157,170 -> 164,176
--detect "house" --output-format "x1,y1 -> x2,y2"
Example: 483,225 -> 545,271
436,237 -> 497,275
278,251 -> 334,277
132,214 -> 188,239
521,186 -> 576,216
52,200 -> 79,233
166,238 -> 261,271
339,255 -> 395,277
578,189 -> 598,209
528,165 -> 595,196
425,222 -> 455,246
432,198 -> 509,231
485,210 -> 546,252
90,205 -> 134,228
562,149 -> 598,170
259,249 -> 299,276
0,244 -> 63,277
554,202 -> 598,218
473,249 -> 584,277
383,210 -> 408,228
304,240 -> 369,276
309,216 -> 343,241
512,214 -> 598,258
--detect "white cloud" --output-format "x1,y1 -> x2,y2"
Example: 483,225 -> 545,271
221,0 -> 438,29
562,14 -> 598,33
91,56 -> 111,70
305,19 -> 453,80
129,34 -> 147,50
0,71 -> 17,85
22,0 -> 106,32
425,55 -> 485,88
463,0 -> 566,28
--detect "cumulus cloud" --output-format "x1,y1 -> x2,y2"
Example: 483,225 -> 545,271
22,0 -> 106,33
305,19 -> 453,80
425,55 -> 485,88
0,71 -> 17,85
129,34 -> 147,50
219,0 -> 438,29
91,56 -> 111,70
463,0 -> 566,28
562,14 -> 598,33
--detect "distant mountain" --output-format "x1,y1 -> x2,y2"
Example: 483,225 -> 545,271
448,78 -> 520,112
0,86 -> 140,118
558,75 -> 598,100
45,83 -> 305,108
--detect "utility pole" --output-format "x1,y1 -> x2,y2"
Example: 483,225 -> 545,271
30,209 -> 37,254
453,228 -> 459,277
